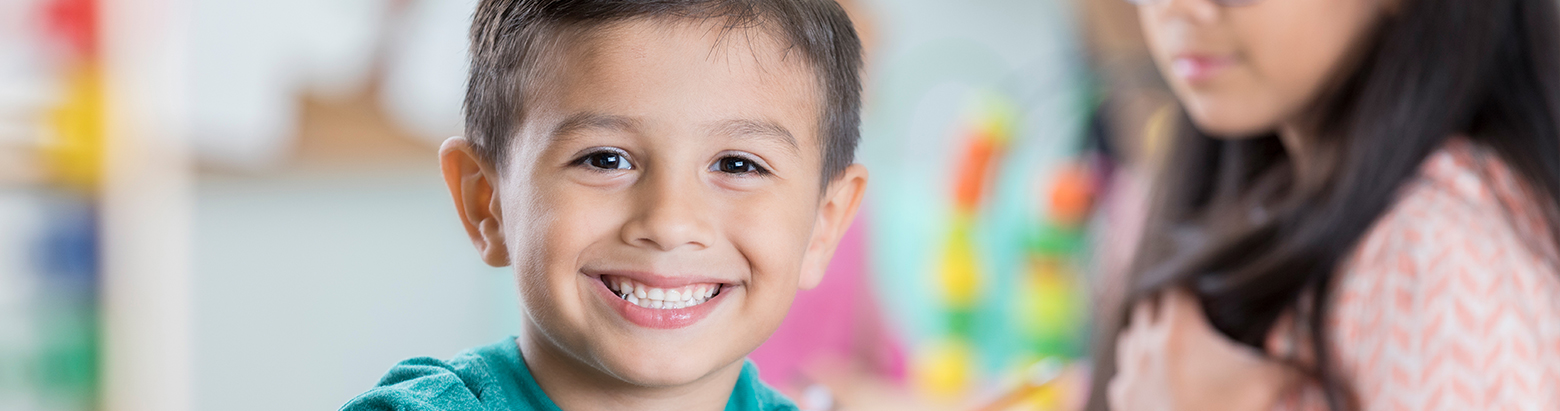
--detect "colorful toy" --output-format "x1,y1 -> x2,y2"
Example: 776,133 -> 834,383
914,94 -> 1014,401
908,93 -> 1101,410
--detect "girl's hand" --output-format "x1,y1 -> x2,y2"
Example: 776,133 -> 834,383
1107,288 -> 1302,411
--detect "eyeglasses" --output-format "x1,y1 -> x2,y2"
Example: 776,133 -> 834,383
1123,0 -> 1263,6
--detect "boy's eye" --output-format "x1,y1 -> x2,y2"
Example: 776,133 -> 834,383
581,151 -> 632,170
713,156 -> 767,175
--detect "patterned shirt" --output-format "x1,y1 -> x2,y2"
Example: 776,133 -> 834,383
1285,139 -> 1560,410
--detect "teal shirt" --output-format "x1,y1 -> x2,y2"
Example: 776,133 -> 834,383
341,337 -> 798,411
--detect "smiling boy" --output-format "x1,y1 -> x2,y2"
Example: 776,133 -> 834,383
341,1 -> 866,410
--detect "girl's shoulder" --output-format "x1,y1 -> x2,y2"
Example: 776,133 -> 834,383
1318,138 -> 1560,410
1346,138 -> 1557,273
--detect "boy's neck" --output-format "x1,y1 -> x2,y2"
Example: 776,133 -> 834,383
517,334 -> 746,411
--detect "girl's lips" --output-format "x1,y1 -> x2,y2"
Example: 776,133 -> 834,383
1170,54 -> 1236,83
588,274 -> 729,330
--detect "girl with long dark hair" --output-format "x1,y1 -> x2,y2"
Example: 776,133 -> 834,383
1091,0 -> 1560,409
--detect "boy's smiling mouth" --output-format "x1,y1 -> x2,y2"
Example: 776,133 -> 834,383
589,273 -> 734,329
602,275 -> 725,310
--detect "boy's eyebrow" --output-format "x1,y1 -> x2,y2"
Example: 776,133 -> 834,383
549,113 -> 800,155
550,112 -> 641,141
709,119 -> 800,154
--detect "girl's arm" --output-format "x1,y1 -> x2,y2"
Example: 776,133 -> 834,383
1108,288 -> 1303,411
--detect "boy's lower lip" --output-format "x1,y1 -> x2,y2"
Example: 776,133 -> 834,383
589,275 -> 727,329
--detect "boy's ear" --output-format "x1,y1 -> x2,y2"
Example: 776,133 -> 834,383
799,164 -> 869,290
440,137 -> 510,267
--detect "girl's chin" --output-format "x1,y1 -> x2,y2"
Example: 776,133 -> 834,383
1186,106 -> 1283,138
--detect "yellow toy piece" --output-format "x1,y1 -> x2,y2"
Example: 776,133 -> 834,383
44,64 -> 105,190
914,339 -> 975,402
939,217 -> 981,308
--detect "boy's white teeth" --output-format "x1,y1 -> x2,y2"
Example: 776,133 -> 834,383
605,276 -> 722,310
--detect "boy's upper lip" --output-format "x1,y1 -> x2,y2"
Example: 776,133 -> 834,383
586,269 -> 735,288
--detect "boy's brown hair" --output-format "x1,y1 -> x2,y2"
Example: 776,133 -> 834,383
465,0 -> 864,183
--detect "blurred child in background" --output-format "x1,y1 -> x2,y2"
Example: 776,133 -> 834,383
1091,0 -> 1560,409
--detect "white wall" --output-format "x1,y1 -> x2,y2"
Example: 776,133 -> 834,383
190,170 -> 520,410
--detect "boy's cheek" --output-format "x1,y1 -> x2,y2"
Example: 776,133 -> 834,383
499,189 -> 612,300
519,183 -> 626,238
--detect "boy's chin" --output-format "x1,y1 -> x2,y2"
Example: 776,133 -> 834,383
600,349 -> 742,388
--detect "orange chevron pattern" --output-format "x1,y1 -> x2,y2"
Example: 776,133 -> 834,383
1281,139 -> 1560,411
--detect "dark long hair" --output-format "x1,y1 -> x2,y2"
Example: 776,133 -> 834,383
1087,0 -> 1560,409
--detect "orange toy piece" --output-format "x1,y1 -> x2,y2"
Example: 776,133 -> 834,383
1046,162 -> 1094,229
953,130 -> 1001,213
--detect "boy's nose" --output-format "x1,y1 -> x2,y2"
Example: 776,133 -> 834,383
619,170 -> 716,252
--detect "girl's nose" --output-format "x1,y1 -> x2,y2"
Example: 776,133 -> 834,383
1150,0 -> 1221,26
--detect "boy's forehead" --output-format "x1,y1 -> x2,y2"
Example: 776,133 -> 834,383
584,18 -> 802,69
520,18 -> 825,147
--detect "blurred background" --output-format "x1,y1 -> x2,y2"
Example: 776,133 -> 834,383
0,0 -> 1179,410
